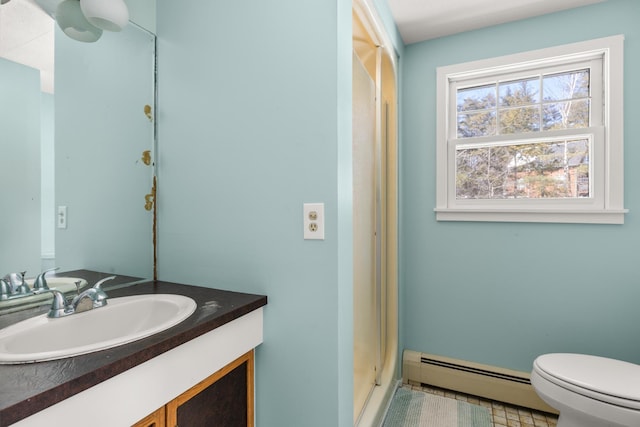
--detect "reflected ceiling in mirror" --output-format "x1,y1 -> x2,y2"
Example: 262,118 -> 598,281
0,0 -> 54,93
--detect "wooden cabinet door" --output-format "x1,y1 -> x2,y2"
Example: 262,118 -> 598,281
166,350 -> 254,427
132,406 -> 165,427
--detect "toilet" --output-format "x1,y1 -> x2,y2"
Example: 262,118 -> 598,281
531,353 -> 640,427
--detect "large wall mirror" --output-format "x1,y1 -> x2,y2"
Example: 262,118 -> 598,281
0,0 -> 156,295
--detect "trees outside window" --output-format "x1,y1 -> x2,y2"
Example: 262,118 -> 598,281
435,36 -> 626,224
455,69 -> 590,200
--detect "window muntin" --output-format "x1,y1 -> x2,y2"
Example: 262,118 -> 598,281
456,68 -> 592,139
455,137 -> 591,200
436,36 -> 625,223
453,66 -> 594,202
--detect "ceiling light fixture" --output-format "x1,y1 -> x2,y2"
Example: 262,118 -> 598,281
80,0 -> 129,32
55,0 -> 102,43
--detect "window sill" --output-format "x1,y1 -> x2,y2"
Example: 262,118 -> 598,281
434,208 -> 628,224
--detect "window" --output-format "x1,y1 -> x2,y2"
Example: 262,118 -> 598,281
435,35 -> 626,224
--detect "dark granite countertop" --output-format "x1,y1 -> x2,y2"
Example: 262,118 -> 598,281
0,270 -> 267,426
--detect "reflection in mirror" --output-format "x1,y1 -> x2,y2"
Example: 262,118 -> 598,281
0,6 -> 156,306
55,22 -> 156,279
0,57 -> 42,275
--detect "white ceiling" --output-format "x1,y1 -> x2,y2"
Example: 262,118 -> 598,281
0,0 -> 609,94
0,0 -> 54,93
386,0 -> 607,44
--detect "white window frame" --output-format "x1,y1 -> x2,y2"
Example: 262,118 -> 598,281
435,35 -> 626,224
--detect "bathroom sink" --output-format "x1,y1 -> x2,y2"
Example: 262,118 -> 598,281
0,294 -> 197,364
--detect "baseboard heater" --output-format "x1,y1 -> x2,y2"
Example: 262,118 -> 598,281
403,350 -> 558,414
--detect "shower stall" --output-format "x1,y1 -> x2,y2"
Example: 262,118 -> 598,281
352,1 -> 399,425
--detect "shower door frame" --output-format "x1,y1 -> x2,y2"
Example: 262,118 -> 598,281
352,0 -> 399,424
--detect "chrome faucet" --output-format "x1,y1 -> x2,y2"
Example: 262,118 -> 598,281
71,276 -> 113,310
33,267 -> 60,291
1,268 -> 62,300
48,290 -> 75,318
0,279 -> 11,300
2,271 -> 28,294
1,272 -> 26,299
47,276 -> 116,318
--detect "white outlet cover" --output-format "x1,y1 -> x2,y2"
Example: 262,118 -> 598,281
303,203 -> 325,240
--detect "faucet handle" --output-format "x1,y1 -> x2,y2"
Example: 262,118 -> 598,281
2,272 -> 26,292
14,272 -> 31,294
74,280 -> 83,294
47,290 -> 72,318
93,276 -> 116,290
90,276 -> 115,308
0,279 -> 11,300
33,267 -> 60,291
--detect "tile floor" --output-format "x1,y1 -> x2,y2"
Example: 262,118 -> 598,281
408,383 -> 559,427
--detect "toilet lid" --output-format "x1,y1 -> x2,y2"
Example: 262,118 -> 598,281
534,353 -> 640,405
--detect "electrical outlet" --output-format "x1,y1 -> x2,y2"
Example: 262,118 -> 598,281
303,203 -> 324,240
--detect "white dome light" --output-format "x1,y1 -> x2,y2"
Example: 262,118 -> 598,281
56,0 -> 102,43
80,0 -> 129,32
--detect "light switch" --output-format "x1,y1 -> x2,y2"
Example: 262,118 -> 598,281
57,206 -> 67,229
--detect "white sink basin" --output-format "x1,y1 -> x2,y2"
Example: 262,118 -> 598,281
0,294 -> 197,364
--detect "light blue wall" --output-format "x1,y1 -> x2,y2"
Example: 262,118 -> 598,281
125,0 -> 156,34
156,1 -> 353,426
401,0 -> 640,373
41,93 -> 55,262
55,25 -> 155,278
0,58 -> 41,274
155,1 -> 404,424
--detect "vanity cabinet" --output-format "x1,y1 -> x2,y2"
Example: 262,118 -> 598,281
1,276 -> 266,427
133,407 -> 165,427
133,350 -> 254,427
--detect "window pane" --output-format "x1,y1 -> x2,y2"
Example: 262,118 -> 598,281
456,138 -> 590,199
542,100 -> 590,130
499,78 -> 540,107
456,69 -> 592,138
543,69 -> 590,101
456,145 -> 511,198
457,111 -> 496,138
457,84 -> 496,112
499,106 -> 540,134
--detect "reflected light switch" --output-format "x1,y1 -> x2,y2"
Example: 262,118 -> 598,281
58,206 -> 67,229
